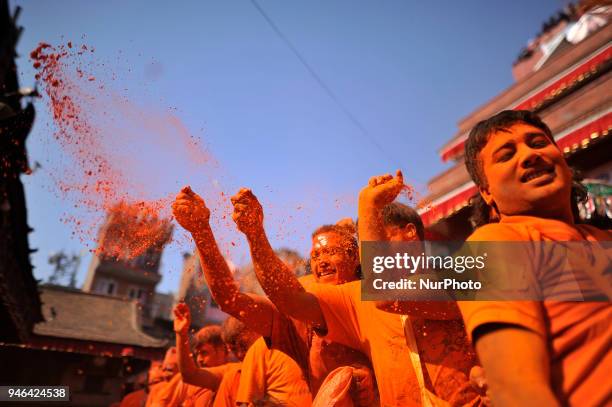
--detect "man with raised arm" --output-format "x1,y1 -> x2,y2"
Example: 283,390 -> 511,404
172,187 -> 373,405
230,188 -> 429,406
457,110 -> 611,406
357,171 -> 486,405
155,324 -> 229,407
171,303 -> 244,406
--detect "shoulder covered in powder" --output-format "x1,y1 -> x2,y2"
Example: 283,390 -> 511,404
467,222 -> 528,242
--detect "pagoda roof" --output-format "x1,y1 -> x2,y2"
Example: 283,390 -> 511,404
33,285 -> 166,349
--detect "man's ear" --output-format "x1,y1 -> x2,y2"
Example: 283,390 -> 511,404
402,224 -> 417,241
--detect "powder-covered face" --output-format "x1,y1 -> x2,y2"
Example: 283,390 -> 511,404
478,123 -> 572,220
195,343 -> 227,368
310,232 -> 358,285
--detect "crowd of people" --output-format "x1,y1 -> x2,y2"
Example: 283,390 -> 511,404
118,110 -> 611,406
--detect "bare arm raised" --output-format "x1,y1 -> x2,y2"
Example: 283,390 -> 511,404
172,303 -> 224,389
357,170 -> 404,242
172,186 -> 274,337
230,188 -> 327,329
358,171 -> 457,319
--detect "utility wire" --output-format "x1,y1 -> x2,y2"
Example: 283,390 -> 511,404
249,0 -> 401,168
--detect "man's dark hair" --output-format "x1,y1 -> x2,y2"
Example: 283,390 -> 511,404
381,202 -> 425,240
194,325 -> 225,350
464,110 -> 586,227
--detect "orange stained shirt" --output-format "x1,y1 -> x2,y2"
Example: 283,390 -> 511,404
459,215 -> 611,406
309,280 -> 482,406
235,336 -> 312,406
146,381 -> 170,407
307,279 -> 422,406
212,363 -> 242,407
409,314 -> 481,406
154,373 -> 215,407
267,275 -> 374,398
119,389 -> 147,407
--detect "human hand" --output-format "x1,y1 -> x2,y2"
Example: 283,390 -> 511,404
231,188 -> 264,236
358,170 -> 404,209
173,302 -> 191,335
171,186 -> 211,233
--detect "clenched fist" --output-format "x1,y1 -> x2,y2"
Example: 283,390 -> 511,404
173,302 -> 191,335
231,188 -> 264,236
359,170 -> 404,209
172,186 -> 210,233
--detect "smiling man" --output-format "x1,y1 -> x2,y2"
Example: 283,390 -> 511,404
459,110 -> 611,407
172,187 -> 375,405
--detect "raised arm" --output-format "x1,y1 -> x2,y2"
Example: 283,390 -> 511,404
473,324 -> 559,406
230,188 -> 326,328
172,186 -> 274,337
173,303 -> 223,389
358,172 -> 458,318
357,170 -> 404,242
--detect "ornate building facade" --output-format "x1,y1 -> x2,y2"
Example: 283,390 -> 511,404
420,4 -> 611,239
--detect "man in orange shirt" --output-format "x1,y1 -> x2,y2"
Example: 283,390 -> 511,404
356,177 -> 483,406
227,188 -> 478,405
171,303 -> 250,405
172,187 -> 376,405
155,325 -> 230,407
456,109 -> 611,406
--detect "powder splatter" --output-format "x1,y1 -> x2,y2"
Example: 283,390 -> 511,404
399,184 -> 415,202
30,41 -> 227,259
97,201 -> 173,261
29,41 -> 427,272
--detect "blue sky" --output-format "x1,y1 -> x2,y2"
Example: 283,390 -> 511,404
13,0 -> 566,293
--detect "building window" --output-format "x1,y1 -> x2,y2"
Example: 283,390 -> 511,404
95,278 -> 117,296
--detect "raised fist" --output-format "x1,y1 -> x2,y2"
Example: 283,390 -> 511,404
231,188 -> 264,236
359,170 -> 404,209
173,302 -> 191,335
172,186 -> 211,233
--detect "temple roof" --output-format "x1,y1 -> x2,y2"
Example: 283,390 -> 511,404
34,285 -> 165,348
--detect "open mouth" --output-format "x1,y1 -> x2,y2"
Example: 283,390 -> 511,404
316,267 -> 336,278
520,166 -> 555,183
